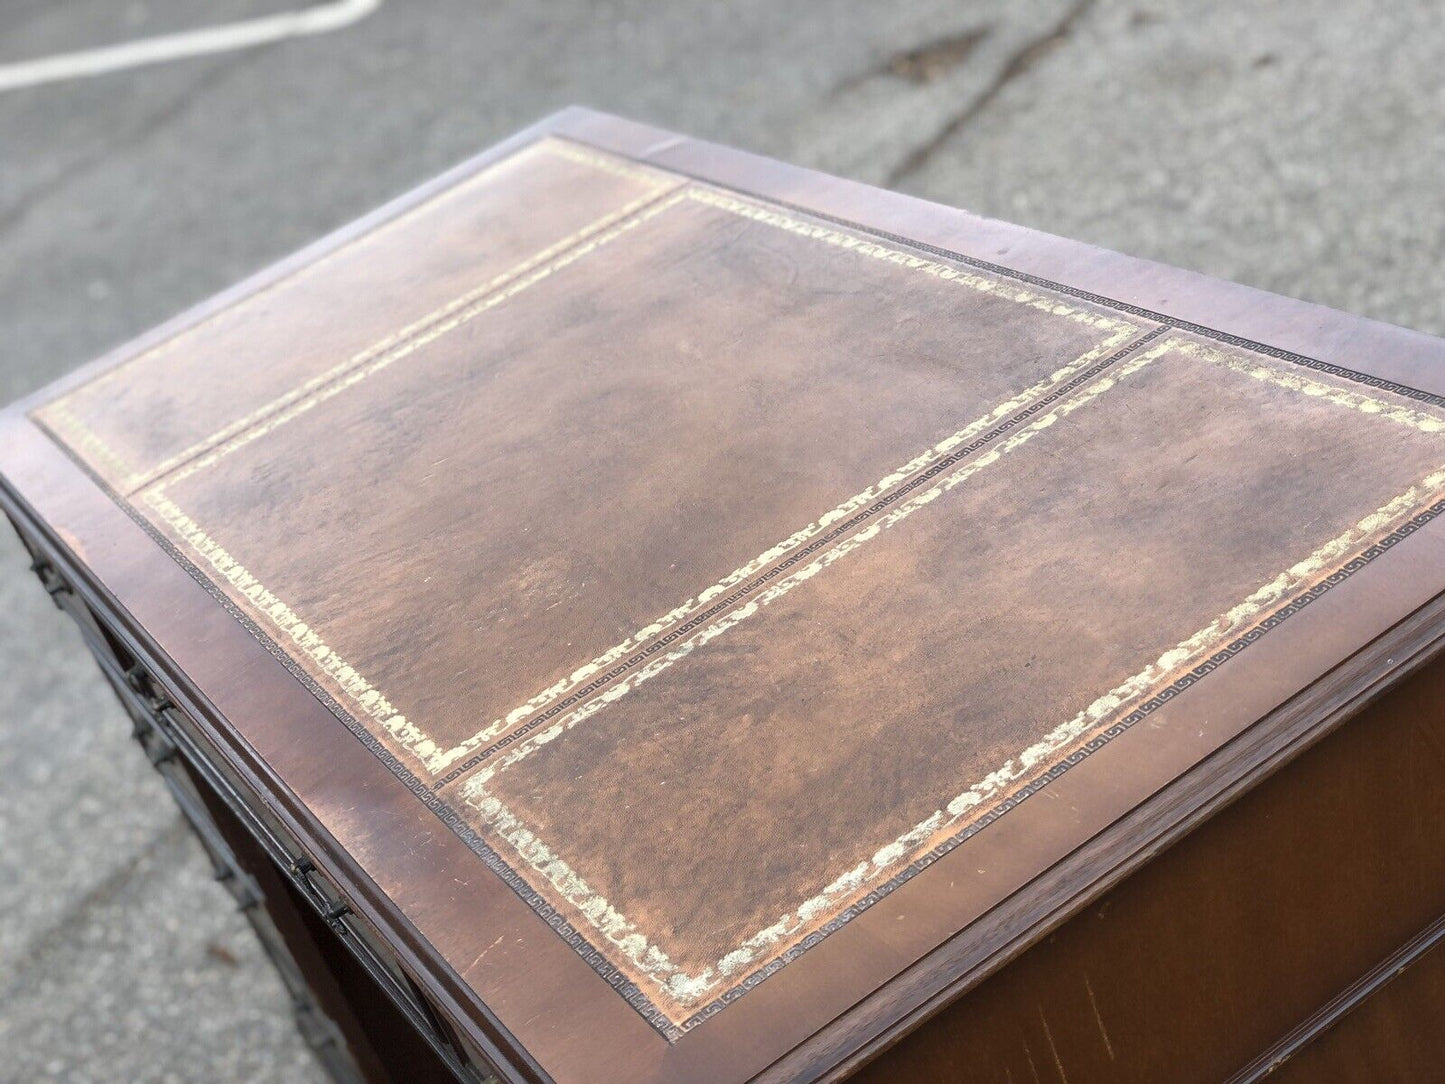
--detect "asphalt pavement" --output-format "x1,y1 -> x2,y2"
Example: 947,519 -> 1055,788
1,1 -> 1441,1080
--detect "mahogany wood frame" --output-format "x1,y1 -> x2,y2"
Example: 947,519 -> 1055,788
5,108 -> 1445,1083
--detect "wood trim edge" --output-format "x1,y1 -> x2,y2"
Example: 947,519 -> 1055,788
1226,912 -> 1445,1082
0,474 -> 551,1084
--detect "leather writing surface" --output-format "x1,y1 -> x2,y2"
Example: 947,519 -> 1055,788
138,185 -> 1137,775
472,333 -> 1445,1025
35,137 -> 1445,1037
37,140 -> 680,494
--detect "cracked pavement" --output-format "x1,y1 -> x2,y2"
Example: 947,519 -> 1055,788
1,1 -> 1442,1080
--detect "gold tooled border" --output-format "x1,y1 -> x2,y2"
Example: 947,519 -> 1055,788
139,183 -> 1142,778
36,139 -> 681,493
453,334 -> 1445,1018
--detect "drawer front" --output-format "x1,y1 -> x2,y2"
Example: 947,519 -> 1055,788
10,511 -> 500,1084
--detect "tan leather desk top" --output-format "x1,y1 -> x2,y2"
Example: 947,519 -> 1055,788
6,109 -> 1445,1082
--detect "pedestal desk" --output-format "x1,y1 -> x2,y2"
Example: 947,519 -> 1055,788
5,109 -> 1445,1083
